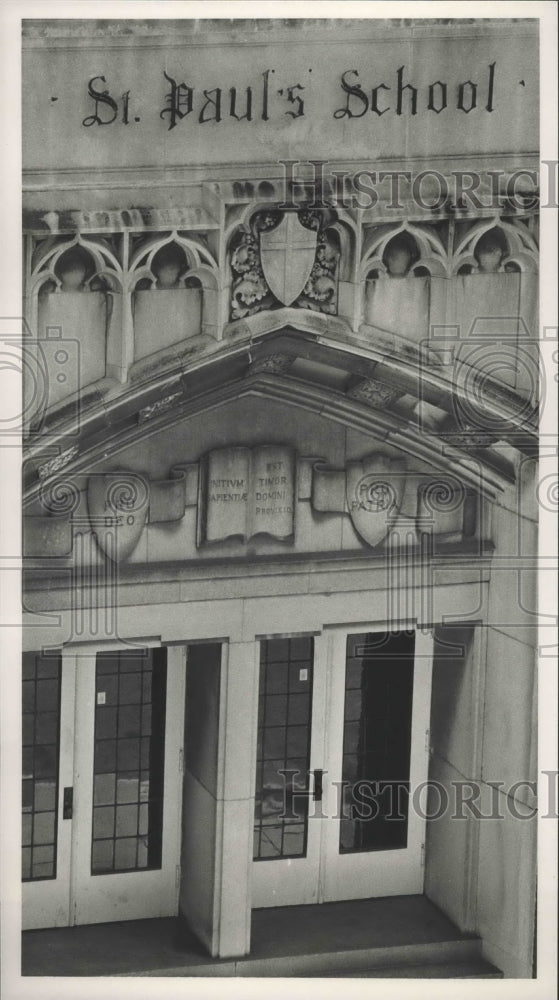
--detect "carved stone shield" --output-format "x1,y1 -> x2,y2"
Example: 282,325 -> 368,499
87,472 -> 149,562
260,213 -> 317,306
346,455 -> 406,548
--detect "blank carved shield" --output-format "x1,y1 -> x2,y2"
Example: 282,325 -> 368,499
345,455 -> 407,548
87,472 -> 149,562
260,213 -> 317,306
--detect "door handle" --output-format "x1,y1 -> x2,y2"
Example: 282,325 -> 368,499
312,769 -> 323,802
63,786 -> 73,820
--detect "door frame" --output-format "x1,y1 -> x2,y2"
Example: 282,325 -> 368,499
320,622 -> 434,903
251,621 -> 434,909
23,638 -> 186,929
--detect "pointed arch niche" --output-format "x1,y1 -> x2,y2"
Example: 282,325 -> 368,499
28,236 -> 122,407
360,224 -> 448,348
130,232 -> 218,366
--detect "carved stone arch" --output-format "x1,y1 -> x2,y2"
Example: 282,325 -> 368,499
451,218 -> 538,275
130,234 -> 199,290
327,214 -> 357,282
28,236 -> 122,349
30,235 -> 121,297
361,222 -> 447,281
184,263 -> 219,339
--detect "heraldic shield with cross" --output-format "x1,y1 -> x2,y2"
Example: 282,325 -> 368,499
260,212 -> 318,306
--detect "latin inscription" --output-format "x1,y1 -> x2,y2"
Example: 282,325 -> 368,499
201,446 -> 295,543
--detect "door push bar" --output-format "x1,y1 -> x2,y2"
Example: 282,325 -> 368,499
63,787 -> 73,820
313,769 -> 323,802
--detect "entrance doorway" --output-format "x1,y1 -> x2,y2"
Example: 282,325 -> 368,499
22,644 -> 185,930
251,626 -> 433,908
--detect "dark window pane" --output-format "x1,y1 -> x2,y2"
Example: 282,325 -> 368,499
32,845 -> 54,866
94,773 -> 116,806
288,662 -> 311,692
118,704 -> 141,738
34,780 -> 56,812
34,745 -> 57,778
265,694 -> 287,726
32,861 -> 55,879
22,848 -> 32,879
289,637 -> 312,660
22,813 -> 32,846
117,738 -> 140,772
286,726 -> 309,757
91,649 -> 167,875
114,837 -> 138,870
92,840 -> 114,872
116,774 -> 139,804
22,714 -> 34,746
96,675 -> 118,705
36,679 -> 59,711
33,812 -> 55,845
263,728 -> 285,760
119,673 -> 142,704
23,682 -> 35,713
139,772 -> 150,801
259,827 -> 282,857
93,806 -> 115,839
35,712 -> 58,745
21,653 -> 61,882
138,804 -> 149,836
266,639 -> 289,662
265,665 -> 288,694
22,655 -> 36,680
36,657 -> 60,679
140,736 -> 151,769
339,631 -> 414,855
116,804 -> 138,837
96,656 -> 119,675
119,656 -> 146,673
95,740 -> 117,773
287,693 -> 309,725
96,706 -> 117,739
254,638 -> 313,861
22,748 -> 34,780
141,705 -> 152,736
22,780 -> 34,811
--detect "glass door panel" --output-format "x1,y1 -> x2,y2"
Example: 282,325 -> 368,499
22,652 -> 62,883
92,650 -> 167,874
253,637 -> 314,862
72,645 -> 185,926
22,651 -> 76,930
339,631 -> 415,854
251,634 -> 328,909
322,627 -> 433,903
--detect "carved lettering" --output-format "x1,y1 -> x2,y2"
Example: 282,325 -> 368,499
199,446 -> 295,543
81,63 -> 498,131
82,76 -> 119,127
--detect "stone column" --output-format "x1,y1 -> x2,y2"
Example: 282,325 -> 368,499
213,639 -> 259,957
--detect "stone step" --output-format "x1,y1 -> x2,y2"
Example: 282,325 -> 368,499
23,897 -> 504,979
230,935 -> 484,977
320,959 -> 504,978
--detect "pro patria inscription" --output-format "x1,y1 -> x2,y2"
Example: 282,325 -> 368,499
199,445 -> 295,543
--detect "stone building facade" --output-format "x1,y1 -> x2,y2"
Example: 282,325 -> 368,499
21,17 -> 539,978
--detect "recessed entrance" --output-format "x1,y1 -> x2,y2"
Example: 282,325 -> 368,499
251,626 -> 433,908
